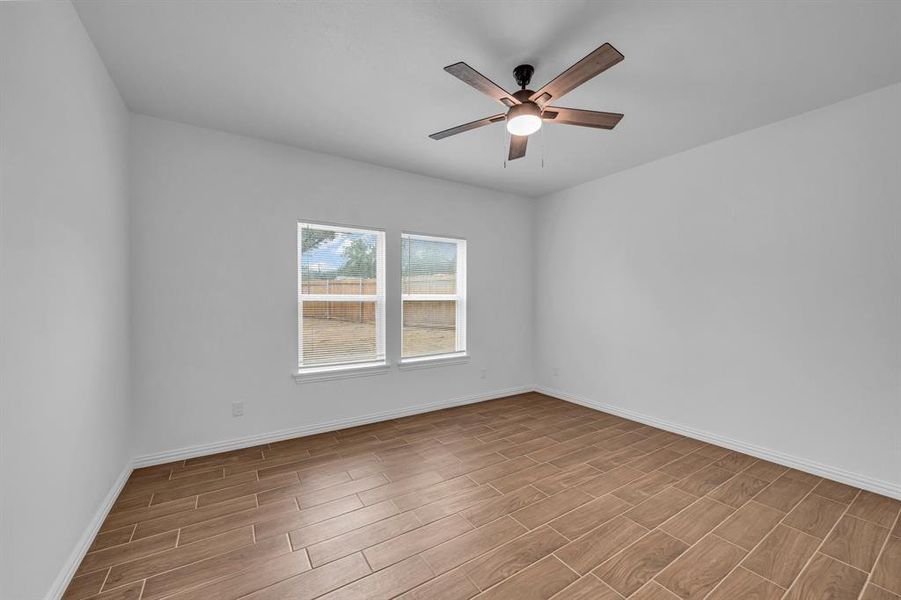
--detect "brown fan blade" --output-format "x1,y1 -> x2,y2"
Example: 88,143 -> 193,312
530,43 -> 624,106
542,107 -> 624,129
445,62 -> 519,107
508,135 -> 528,160
429,114 -> 506,140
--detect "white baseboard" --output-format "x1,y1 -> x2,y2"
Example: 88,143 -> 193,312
45,461 -> 133,600
537,385 -> 901,501
132,385 -> 533,468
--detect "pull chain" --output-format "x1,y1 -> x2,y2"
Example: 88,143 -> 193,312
503,126 -> 508,169
540,123 -> 545,168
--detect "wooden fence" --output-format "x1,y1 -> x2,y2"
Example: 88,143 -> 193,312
301,278 -> 377,323
300,276 -> 455,328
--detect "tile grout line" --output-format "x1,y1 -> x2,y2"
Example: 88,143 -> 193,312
460,564 -> 482,594
679,475 -> 826,599
854,507 -> 901,600
709,532 -> 788,591
714,474 -> 828,582
586,448 -> 771,572
812,546 -> 884,577
554,556 -> 584,585
436,429 -> 783,594
98,567 -> 112,595
100,524 -> 287,593
545,450 -> 752,591
778,488 -> 862,600
99,460 -> 603,578
844,505 -> 901,530
868,583 -> 901,598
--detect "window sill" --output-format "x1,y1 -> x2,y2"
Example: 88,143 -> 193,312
398,353 -> 471,371
294,361 -> 390,383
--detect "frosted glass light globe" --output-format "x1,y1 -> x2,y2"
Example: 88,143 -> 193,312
505,102 -> 542,136
506,114 -> 542,136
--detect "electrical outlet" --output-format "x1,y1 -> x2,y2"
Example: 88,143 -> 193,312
232,401 -> 244,417
552,367 -> 559,377
480,368 -> 487,379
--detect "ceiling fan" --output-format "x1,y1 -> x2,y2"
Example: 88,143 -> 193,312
429,43 -> 625,161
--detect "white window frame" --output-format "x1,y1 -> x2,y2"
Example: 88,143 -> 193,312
400,233 -> 468,368
295,221 -> 387,382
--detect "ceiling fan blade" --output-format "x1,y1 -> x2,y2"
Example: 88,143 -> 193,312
429,114 -> 506,140
445,62 -> 519,107
530,43 -> 624,106
508,135 -> 528,160
542,107 -> 624,129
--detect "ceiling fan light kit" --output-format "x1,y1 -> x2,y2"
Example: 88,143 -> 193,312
506,101 -> 542,136
429,42 -> 625,161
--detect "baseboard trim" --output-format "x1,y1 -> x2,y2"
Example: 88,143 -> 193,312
536,385 -> 901,500
45,461 -> 133,600
132,385 -> 533,468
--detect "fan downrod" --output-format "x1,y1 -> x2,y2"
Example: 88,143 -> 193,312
513,64 -> 534,90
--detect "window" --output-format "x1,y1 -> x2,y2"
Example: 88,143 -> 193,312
401,233 -> 467,362
297,222 -> 385,374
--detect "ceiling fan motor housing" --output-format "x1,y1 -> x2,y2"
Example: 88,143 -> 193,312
507,101 -> 541,121
512,89 -> 534,103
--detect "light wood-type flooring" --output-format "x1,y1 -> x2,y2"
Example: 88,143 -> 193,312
65,393 -> 901,600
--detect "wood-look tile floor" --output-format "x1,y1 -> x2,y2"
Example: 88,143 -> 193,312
65,393 -> 901,600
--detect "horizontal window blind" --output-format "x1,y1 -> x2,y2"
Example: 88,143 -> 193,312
298,222 -> 385,369
401,234 -> 466,359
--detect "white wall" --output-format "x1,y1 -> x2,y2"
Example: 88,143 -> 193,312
534,83 -> 901,494
128,115 -> 534,459
0,3 -> 132,599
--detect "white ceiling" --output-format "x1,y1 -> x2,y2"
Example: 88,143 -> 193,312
74,1 -> 901,197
